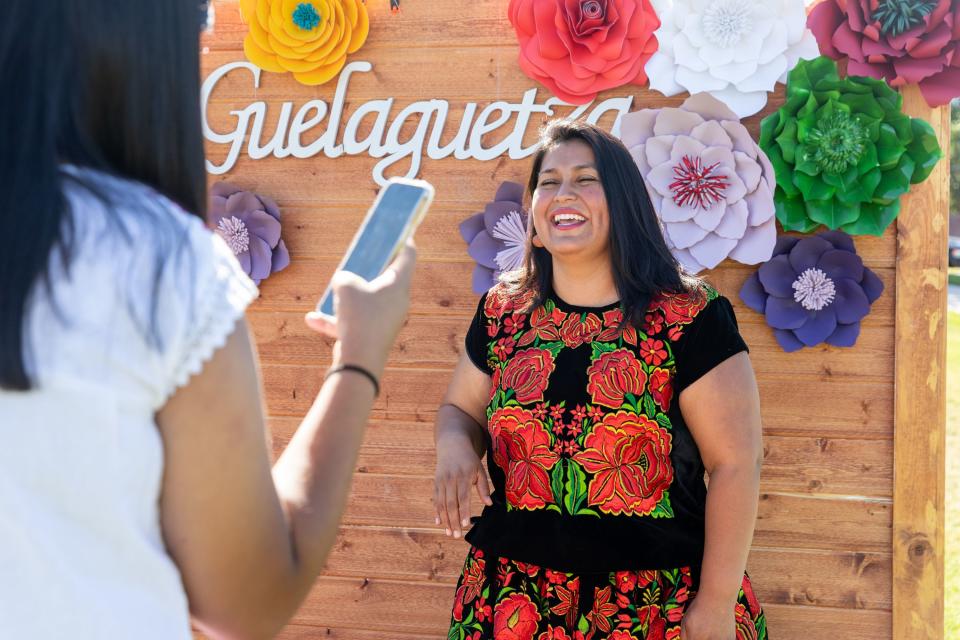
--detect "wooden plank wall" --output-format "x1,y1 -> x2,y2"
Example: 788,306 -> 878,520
198,1 -> 946,637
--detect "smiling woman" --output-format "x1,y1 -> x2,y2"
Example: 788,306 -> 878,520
433,120 -> 767,640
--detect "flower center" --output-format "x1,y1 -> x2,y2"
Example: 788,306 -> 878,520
581,0 -> 604,19
669,155 -> 729,209
806,110 -> 867,174
492,209 -> 528,272
792,268 -> 836,311
217,216 -> 250,255
702,0 -> 754,48
872,0 -> 937,36
292,2 -> 321,31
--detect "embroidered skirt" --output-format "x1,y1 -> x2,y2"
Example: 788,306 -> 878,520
447,546 -> 767,640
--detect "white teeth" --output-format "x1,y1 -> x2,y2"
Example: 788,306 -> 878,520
553,213 -> 586,224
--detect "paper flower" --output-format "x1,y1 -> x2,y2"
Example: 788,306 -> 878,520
618,93 -> 777,273
460,182 -> 529,294
739,231 -> 884,352
507,0 -> 660,105
808,0 -> 960,107
239,0 -> 369,86
210,182 -> 291,285
644,0 -> 820,117
759,56 -> 942,236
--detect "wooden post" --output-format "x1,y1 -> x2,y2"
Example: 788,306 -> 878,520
893,86 -> 949,639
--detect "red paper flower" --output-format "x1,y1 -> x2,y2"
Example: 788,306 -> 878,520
501,347 -> 556,403
586,349 -> 647,409
508,0 -> 661,104
494,593 -> 542,640
808,0 -> 960,106
573,411 -> 673,515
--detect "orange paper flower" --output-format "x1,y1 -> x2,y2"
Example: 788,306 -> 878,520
239,0 -> 369,86
508,0 -> 660,104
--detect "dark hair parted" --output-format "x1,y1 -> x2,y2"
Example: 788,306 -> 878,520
0,0 -> 209,390
504,118 -> 702,328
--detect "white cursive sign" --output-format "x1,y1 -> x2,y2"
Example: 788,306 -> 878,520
202,61 -> 635,186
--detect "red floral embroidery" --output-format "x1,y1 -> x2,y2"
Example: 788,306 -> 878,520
735,603 -> 759,640
636,605 -> 666,640
573,412 -> 673,515
609,630 -> 640,640
667,325 -> 684,341
648,367 -> 673,412
490,367 -> 501,401
615,571 -> 637,594
558,312 -> 603,349
452,555 -> 486,621
638,338 -> 668,366
550,578 -> 580,629
648,291 -> 707,326
494,593 -> 541,640
586,586 -> 619,634
518,305 -> 567,346
597,308 -> 638,345
494,336 -> 517,361
493,416 -> 561,510
501,347 -> 556,404
586,349 -> 646,409
643,310 -> 665,335
537,627 -> 572,640
504,313 -> 526,335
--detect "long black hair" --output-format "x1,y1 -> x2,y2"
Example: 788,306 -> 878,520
505,119 -> 702,328
0,1 -> 209,390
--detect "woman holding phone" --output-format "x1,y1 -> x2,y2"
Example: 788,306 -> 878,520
434,120 -> 767,639
0,2 -> 414,638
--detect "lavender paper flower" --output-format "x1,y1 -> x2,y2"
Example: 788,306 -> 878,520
209,182 -> 290,285
739,231 -> 883,352
618,93 -> 778,274
460,182 -> 528,294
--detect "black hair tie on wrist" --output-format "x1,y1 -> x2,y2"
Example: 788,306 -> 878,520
325,364 -> 380,397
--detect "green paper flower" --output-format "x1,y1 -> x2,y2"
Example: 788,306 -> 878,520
759,56 -> 942,236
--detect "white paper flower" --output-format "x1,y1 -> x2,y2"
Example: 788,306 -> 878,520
618,93 -> 778,273
644,0 -> 820,117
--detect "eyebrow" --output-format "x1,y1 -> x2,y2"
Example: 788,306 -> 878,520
539,164 -> 597,174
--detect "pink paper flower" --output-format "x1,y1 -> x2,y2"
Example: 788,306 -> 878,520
808,0 -> 960,107
209,182 -> 290,285
618,93 -> 777,273
508,0 -> 661,105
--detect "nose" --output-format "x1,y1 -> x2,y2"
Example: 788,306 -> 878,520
555,178 -> 577,201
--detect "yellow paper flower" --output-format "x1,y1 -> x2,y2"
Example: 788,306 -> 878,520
239,0 -> 369,86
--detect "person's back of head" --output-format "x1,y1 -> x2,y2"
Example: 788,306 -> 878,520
0,0 -> 209,390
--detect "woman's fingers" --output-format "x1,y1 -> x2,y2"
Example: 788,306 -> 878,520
456,474 -> 472,534
474,467 -> 493,507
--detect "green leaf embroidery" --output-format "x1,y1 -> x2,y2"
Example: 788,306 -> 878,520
649,492 -> 675,519
564,462 -> 588,514
642,394 -> 656,418
655,413 -> 672,430
551,460 -> 566,507
591,341 -> 618,360
540,340 -> 565,358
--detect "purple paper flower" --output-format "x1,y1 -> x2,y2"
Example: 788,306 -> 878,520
209,182 -> 290,285
739,231 -> 884,352
460,181 -> 528,294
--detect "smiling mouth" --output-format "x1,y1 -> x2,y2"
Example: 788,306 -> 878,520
551,211 -> 587,229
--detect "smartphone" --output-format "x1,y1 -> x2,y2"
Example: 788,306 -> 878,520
315,177 -> 434,320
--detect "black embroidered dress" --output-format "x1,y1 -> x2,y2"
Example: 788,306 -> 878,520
446,283 -> 768,640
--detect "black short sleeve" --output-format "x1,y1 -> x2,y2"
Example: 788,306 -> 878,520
673,294 -> 748,394
464,293 -> 493,375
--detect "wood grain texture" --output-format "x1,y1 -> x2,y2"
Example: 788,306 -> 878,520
892,87 -> 949,639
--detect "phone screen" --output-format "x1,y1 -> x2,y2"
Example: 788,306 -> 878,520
318,182 -> 427,317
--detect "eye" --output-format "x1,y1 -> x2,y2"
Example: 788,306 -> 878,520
538,178 -> 558,187
578,175 -> 598,183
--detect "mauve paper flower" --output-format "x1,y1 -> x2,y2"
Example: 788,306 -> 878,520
644,0 -> 820,117
759,56 -> 942,236
617,93 -> 777,273
460,182 -> 528,294
508,0 -> 660,105
210,182 -> 290,285
739,231 -> 884,352
808,0 -> 960,107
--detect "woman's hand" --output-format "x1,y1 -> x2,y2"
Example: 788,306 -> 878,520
433,428 -> 492,538
680,594 -> 736,640
305,241 -> 416,377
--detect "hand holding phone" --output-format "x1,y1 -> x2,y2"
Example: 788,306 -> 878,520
314,178 -> 434,321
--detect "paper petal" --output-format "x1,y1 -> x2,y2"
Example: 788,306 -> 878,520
728,217 -> 777,265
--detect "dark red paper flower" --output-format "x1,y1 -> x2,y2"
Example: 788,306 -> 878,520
808,0 -> 960,106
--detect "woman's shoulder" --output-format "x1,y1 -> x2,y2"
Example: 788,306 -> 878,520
481,282 -> 537,321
